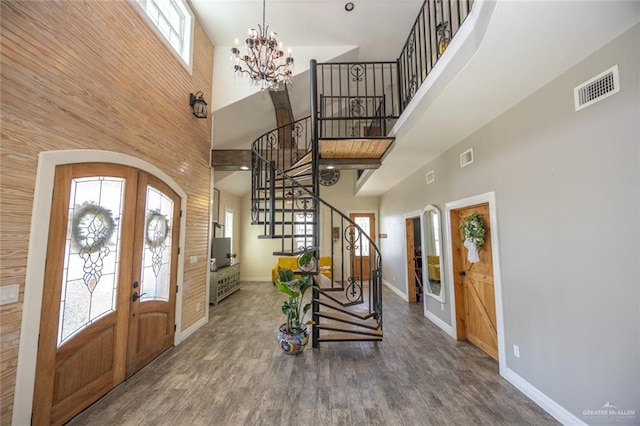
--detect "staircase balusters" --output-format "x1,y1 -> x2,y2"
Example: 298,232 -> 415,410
249,0 -> 475,346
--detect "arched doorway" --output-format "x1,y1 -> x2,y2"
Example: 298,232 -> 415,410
33,163 -> 181,425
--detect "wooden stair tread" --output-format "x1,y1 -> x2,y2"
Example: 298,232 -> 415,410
258,234 -> 317,239
284,160 -> 312,176
273,247 -> 318,256
316,311 -> 380,330
316,273 -> 342,289
289,151 -> 312,168
316,323 -> 382,336
317,333 -> 382,342
316,299 -> 374,320
316,290 -> 364,308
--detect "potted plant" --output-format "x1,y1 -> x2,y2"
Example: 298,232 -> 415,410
275,268 -> 313,355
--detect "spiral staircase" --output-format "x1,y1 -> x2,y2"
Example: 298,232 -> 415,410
247,0 -> 474,347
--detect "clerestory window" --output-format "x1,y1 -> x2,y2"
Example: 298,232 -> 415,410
135,0 -> 194,71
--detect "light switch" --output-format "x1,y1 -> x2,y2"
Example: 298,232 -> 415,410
189,255 -> 198,264
0,284 -> 19,305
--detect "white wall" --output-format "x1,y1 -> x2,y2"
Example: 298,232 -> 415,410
379,25 -> 639,421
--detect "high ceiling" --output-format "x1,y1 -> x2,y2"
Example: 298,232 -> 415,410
191,0 -> 640,196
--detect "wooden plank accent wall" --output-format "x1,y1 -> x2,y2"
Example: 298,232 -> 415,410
0,2 -> 214,423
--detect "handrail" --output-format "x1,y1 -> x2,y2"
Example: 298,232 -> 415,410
314,0 -> 474,120
397,0 -> 474,110
251,146 -> 384,342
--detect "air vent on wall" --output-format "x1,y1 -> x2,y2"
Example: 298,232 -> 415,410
460,148 -> 473,168
426,170 -> 435,184
574,65 -> 619,111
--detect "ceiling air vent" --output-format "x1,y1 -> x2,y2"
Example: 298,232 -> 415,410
574,65 -> 619,111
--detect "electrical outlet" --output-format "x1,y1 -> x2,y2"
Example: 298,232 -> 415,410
196,303 -> 200,312
189,255 -> 198,264
440,303 -> 445,311
0,285 -> 19,305
513,344 -> 520,358
392,275 -> 396,282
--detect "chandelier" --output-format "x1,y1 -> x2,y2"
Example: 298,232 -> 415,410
231,0 -> 294,90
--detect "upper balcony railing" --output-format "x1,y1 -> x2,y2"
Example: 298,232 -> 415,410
313,0 -> 474,131
398,0 -> 474,109
314,62 -> 399,139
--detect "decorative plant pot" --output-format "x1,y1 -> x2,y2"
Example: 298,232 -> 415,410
277,324 -> 309,355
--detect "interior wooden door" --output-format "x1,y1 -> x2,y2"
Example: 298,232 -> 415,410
126,173 -> 180,377
451,203 -> 498,360
405,217 -> 418,303
33,164 -> 181,425
349,213 -> 375,280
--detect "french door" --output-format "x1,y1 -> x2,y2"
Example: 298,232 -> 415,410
33,163 -> 180,425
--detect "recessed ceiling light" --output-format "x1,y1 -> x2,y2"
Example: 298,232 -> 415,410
240,166 -> 249,170
326,165 -> 335,169
345,2 -> 354,12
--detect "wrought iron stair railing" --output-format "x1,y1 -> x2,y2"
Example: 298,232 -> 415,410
251,130 -> 383,346
247,0 -> 476,348
398,0 -> 474,109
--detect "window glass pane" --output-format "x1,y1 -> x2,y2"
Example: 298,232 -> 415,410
58,177 -> 125,347
158,17 -> 171,39
294,213 -> 314,251
140,185 -> 174,301
168,3 -> 183,31
354,217 -> 371,257
137,0 -> 191,64
147,2 -> 160,23
169,31 -> 182,52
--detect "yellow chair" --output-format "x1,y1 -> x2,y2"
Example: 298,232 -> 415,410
427,255 -> 441,281
272,256 -> 334,284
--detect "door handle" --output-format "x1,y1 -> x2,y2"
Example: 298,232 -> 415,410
131,291 -> 146,302
459,271 -> 466,276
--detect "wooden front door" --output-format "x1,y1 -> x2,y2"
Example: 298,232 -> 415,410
451,203 -> 498,360
349,213 -> 375,280
33,163 -> 180,425
126,172 -> 180,377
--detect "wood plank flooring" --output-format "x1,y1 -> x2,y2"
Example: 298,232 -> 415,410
68,282 -> 557,425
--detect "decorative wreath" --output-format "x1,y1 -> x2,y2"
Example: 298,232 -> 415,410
71,202 -> 116,253
460,212 -> 486,249
145,209 -> 170,249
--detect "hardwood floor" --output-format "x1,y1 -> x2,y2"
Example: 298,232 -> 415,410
68,282 -> 557,425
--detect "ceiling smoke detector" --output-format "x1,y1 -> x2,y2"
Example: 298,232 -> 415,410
345,2 -> 354,12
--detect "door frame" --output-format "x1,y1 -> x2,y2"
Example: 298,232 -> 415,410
13,150 -> 191,425
444,191 -> 506,375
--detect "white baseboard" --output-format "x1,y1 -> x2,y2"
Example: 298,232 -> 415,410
383,279 -> 408,302
425,310 -> 455,337
175,316 -> 207,345
503,368 -> 587,426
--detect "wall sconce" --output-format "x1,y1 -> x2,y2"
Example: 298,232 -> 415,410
189,91 -> 208,118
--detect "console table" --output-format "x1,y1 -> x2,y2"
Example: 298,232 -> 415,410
209,263 -> 240,304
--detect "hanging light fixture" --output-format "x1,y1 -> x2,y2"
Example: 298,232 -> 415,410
231,0 -> 294,91
189,92 -> 208,118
